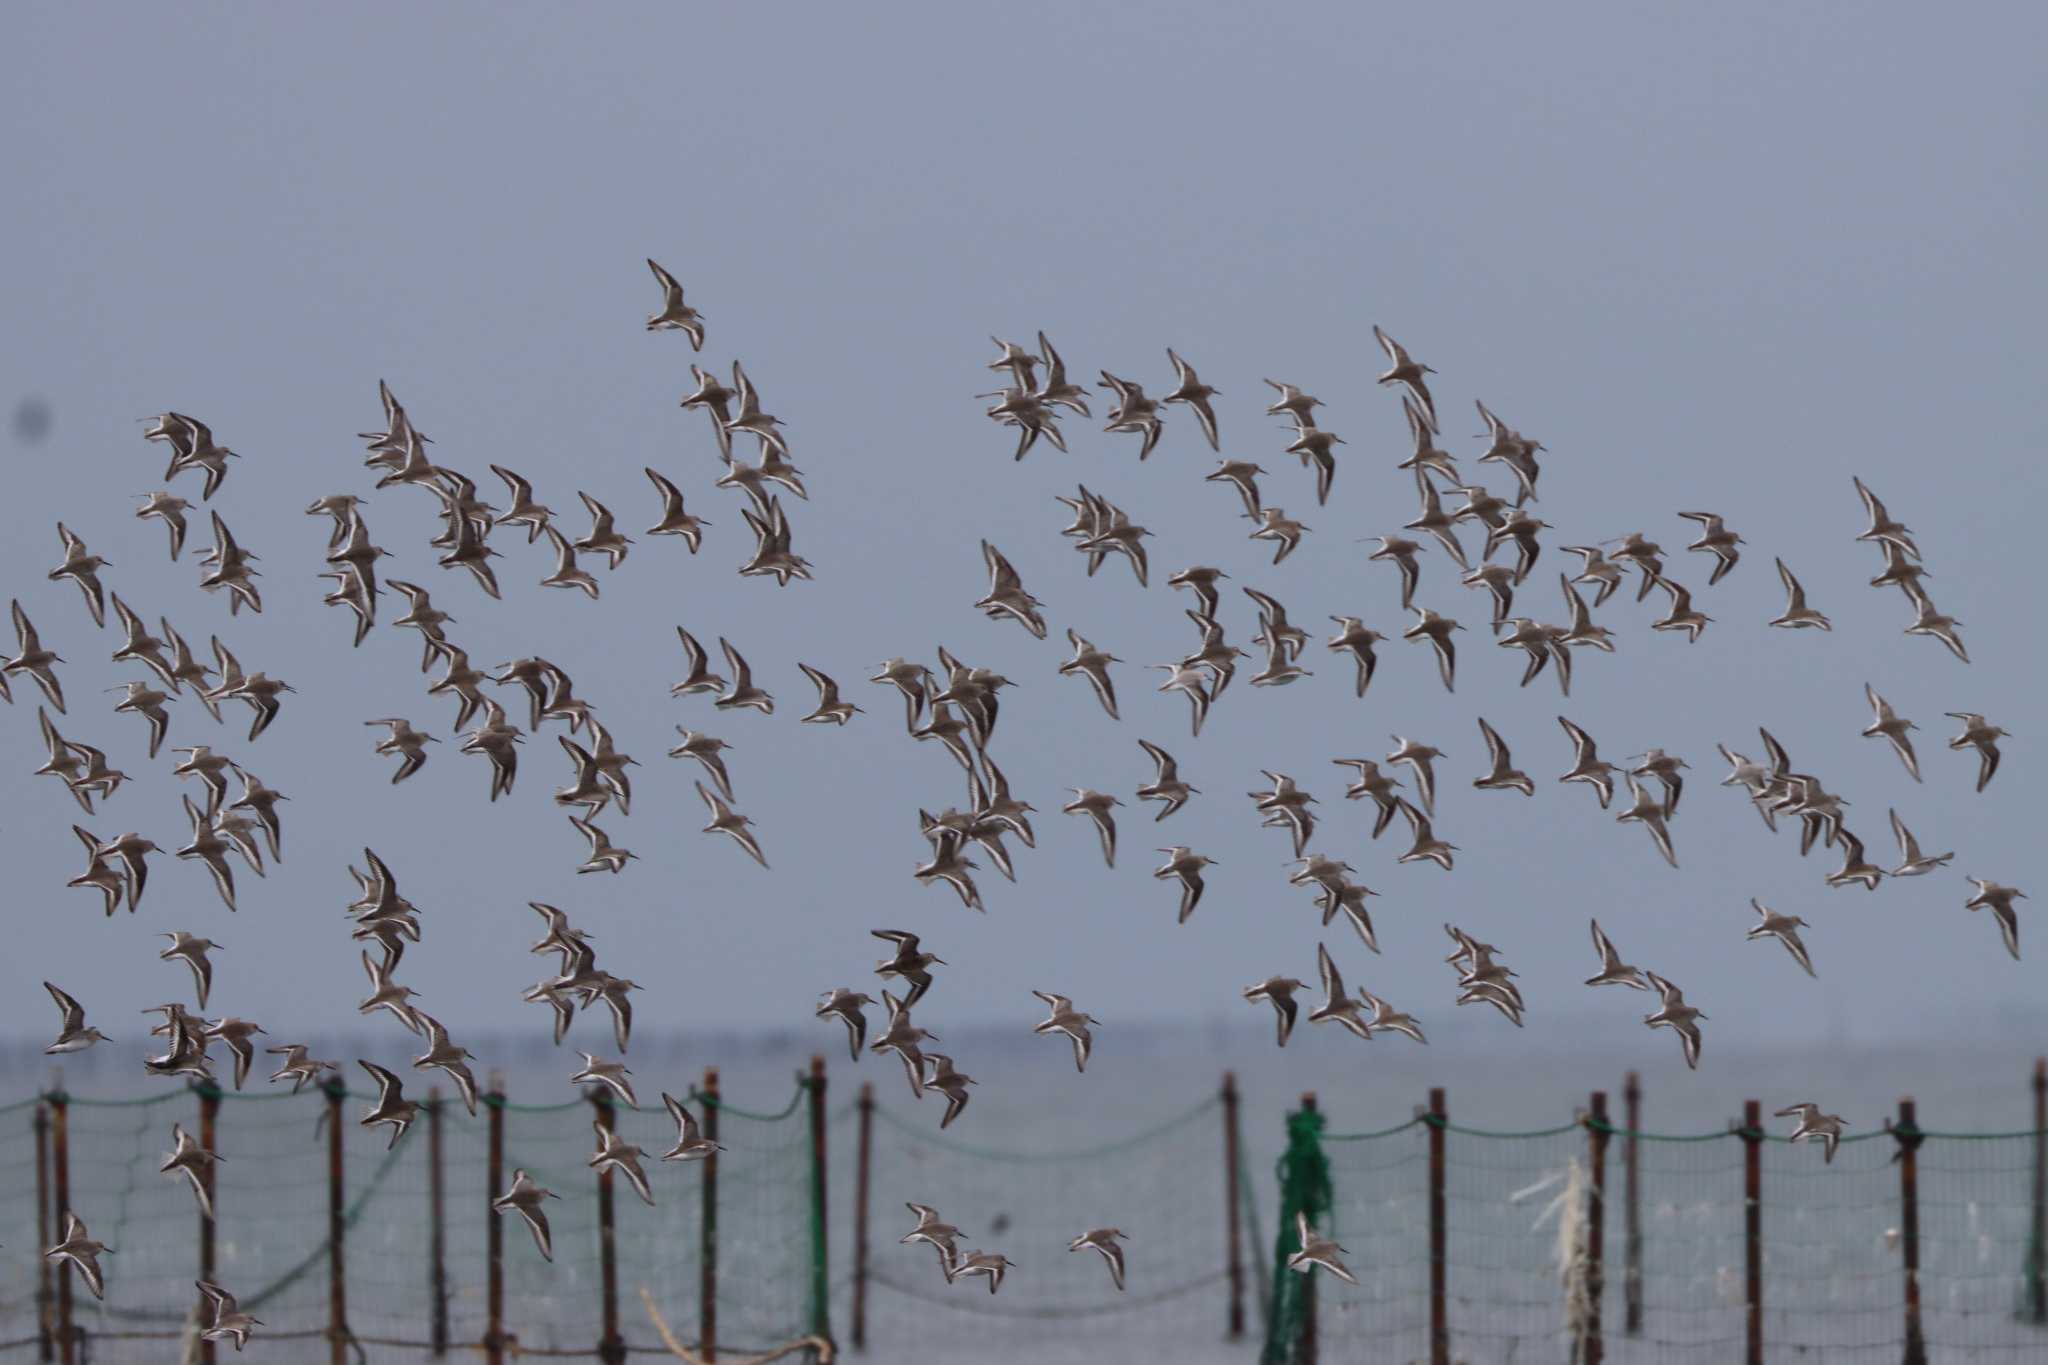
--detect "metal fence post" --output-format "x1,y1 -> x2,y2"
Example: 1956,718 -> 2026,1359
2031,1057 -> 2046,1325
484,1075 -> 506,1365
325,1076 -> 349,1365
1428,1087 -> 1448,1365
1585,1091 -> 1608,1365
852,1081 -> 873,1353
701,1067 -> 720,1364
428,1089 -> 448,1357
1896,1097 -> 1927,1365
35,1103 -> 51,1363
1623,1070 -> 1642,1338
592,1088 -> 625,1363
806,1055 -> 832,1360
1741,1099 -> 1761,1365
50,1088 -> 73,1365
1222,1070 -> 1245,1340
198,1082 -> 221,1365
1298,1092 -> 1318,1365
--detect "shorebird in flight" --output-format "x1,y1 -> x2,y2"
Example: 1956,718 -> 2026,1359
1946,712 -> 2007,791
1746,900 -> 1816,978
590,1121 -> 656,1206
661,1093 -> 724,1161
357,1060 -> 419,1150
161,1122 -> 222,1219
1373,325 -> 1437,431
1308,943 -> 1372,1039
43,982 -> 109,1054
46,1212 -> 111,1301
1676,512 -> 1742,583
1070,1228 -> 1130,1292
1153,846 -> 1215,923
1860,685 -> 1921,780
1287,1211 -> 1358,1284
1643,972 -> 1706,1069
1886,809 -> 1952,878
1775,1103 -> 1847,1164
1964,879 -> 2025,960
1770,559 -> 1831,631
493,1168 -> 561,1260
1032,991 -> 1098,1072
947,1250 -> 1016,1295
1585,920 -> 1648,990
1244,975 -> 1306,1047
1473,717 -> 1534,796
1162,348 -> 1221,451
902,1203 -> 964,1272
644,259 -> 705,347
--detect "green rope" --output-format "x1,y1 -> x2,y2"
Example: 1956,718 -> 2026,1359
1260,1105 -> 1330,1365
1432,1116 -> 1583,1139
1323,1115 -> 1423,1142
869,1094 -> 1218,1162
53,1089 -> 184,1109
688,1082 -> 806,1123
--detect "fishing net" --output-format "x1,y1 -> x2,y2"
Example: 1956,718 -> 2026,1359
8,1076 -> 827,1362
1274,1100 -> 2048,1364
0,1098 -> 46,1354
853,1084 -> 1254,1363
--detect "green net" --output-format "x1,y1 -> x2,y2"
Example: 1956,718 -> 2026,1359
0,1100 -> 46,1354
853,1086 -> 1253,1360
5,1077 -> 825,1361
1270,1102 -> 2048,1363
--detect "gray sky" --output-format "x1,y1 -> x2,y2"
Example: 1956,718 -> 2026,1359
2,3 -> 2041,1069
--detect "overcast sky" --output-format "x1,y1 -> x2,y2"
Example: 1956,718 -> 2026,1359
2,3 -> 2040,1080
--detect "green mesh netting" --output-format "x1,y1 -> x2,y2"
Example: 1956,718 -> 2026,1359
8,1079 -> 825,1361
852,1088 -> 1254,1360
1267,1103 -> 2048,1364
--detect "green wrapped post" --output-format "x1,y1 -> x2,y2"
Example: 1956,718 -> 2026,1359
1261,1092 -> 1331,1365
805,1055 -> 833,1361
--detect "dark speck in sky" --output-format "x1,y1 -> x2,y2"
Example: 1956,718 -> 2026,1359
12,397 -> 51,444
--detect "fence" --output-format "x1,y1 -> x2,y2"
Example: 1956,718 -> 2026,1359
1264,1062 -> 2048,1365
843,1071 -> 1260,1361
6,1059 -> 2045,1363
0,1061 -> 833,1364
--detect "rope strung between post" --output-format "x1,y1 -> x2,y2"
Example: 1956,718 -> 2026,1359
686,1081 -> 806,1122
868,1093 -> 1219,1162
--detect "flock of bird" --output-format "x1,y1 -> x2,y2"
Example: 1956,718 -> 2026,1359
8,259 -> 2021,1324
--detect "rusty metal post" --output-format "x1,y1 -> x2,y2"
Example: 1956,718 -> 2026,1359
1222,1071 -> 1245,1340
1584,1092 -> 1609,1365
428,1090 -> 448,1357
1429,1087 -> 1448,1365
51,1088 -> 73,1365
1897,1098 -> 1927,1365
34,1105 -> 51,1358
1623,1070 -> 1642,1338
1741,1099 -> 1762,1365
852,1082 -> 873,1352
325,1076 -> 349,1365
484,1076 -> 506,1365
2031,1058 -> 2046,1325
806,1056 -> 831,1359
1299,1092 -> 1318,1365
701,1068 -> 720,1364
593,1089 -> 625,1363
198,1083 -> 221,1365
